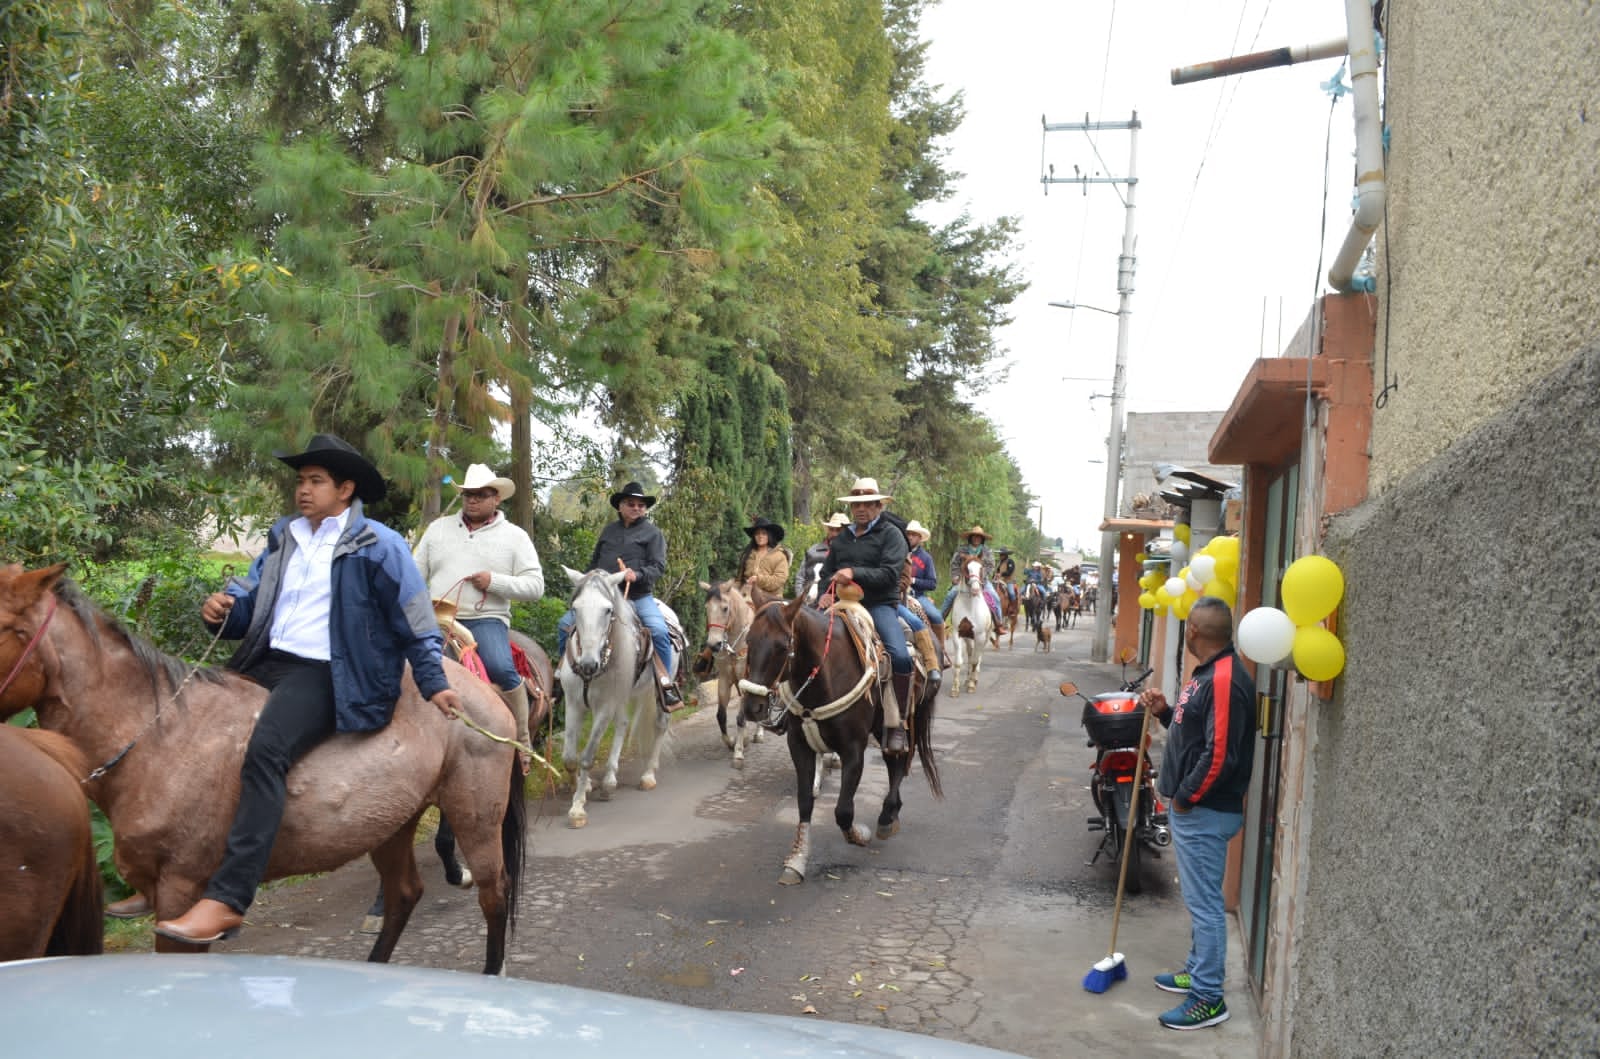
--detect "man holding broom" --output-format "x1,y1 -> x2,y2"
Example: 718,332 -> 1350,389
1138,596 -> 1256,1031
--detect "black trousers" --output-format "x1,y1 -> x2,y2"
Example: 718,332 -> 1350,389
204,650 -> 336,913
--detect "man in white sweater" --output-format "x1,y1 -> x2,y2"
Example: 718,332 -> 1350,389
413,463 -> 545,770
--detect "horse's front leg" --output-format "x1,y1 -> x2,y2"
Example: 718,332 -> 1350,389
366,821 -> 425,964
565,709 -> 596,828
716,668 -> 735,750
834,742 -> 872,848
637,707 -> 669,791
598,705 -> 627,797
782,730 -> 819,885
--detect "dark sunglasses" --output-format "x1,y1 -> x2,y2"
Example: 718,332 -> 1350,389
461,490 -> 497,500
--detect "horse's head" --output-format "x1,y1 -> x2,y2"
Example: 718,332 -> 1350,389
964,558 -> 984,592
737,593 -> 806,724
0,563 -> 67,717
564,566 -> 634,680
699,579 -> 750,656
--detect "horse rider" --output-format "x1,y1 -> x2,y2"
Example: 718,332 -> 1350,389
736,516 -> 793,597
555,481 -> 680,709
155,434 -> 461,946
413,463 -> 545,774
817,478 -> 915,757
795,512 -> 849,598
902,519 -> 945,693
994,546 -> 1018,604
941,524 -> 1005,631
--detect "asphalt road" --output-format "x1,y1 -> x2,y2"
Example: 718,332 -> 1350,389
230,615 -> 1257,1057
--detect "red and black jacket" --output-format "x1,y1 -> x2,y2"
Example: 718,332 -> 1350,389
1156,646 -> 1256,813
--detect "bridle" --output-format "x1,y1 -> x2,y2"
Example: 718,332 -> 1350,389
738,600 -> 873,751
0,592 -> 57,702
561,573 -> 633,707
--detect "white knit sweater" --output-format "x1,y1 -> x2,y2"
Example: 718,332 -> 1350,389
413,513 -> 545,625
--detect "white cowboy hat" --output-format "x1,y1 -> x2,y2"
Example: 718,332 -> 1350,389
904,519 -> 931,538
837,477 -> 893,503
821,512 -> 851,528
455,463 -> 516,501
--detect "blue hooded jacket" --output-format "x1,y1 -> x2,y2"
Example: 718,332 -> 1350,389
210,501 -> 449,732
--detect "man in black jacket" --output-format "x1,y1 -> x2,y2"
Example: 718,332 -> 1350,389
818,477 -> 913,756
1139,596 -> 1256,1031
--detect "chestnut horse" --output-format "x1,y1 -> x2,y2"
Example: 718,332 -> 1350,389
0,725 -> 103,960
0,564 -> 525,974
697,579 -> 764,769
737,590 -> 942,884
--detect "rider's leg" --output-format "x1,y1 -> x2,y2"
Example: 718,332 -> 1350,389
870,604 -> 914,755
940,585 -> 956,619
630,594 -> 680,706
461,618 -> 531,771
898,602 -> 940,690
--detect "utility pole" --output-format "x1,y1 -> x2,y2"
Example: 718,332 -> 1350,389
1040,112 -> 1139,663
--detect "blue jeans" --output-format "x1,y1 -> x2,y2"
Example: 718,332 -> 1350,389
1169,804 -> 1244,1003
458,617 -> 520,690
557,593 -> 673,674
867,602 -> 913,674
896,603 -> 925,634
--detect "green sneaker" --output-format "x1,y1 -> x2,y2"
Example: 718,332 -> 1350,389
1153,971 -> 1191,994
1159,994 -> 1229,1031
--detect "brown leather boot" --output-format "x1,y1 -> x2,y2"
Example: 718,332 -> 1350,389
154,898 -> 244,944
883,672 -> 912,756
912,627 -> 941,694
498,683 -> 532,774
106,892 -> 152,919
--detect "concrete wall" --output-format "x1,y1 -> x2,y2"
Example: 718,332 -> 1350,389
1369,2 -> 1600,494
1291,343 -> 1600,1055
1121,411 -> 1238,514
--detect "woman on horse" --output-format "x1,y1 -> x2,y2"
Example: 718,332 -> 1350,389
941,525 -> 1004,630
736,516 -> 792,598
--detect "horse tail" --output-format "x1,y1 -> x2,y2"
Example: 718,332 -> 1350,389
914,692 -> 943,800
500,756 -> 526,934
46,817 -> 104,956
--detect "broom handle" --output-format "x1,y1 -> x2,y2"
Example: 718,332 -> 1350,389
1106,693 -> 1156,957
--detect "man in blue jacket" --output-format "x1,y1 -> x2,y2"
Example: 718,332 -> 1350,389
1138,596 -> 1256,1031
155,434 -> 460,945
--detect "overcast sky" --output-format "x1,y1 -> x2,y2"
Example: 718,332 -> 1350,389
918,0 -> 1360,549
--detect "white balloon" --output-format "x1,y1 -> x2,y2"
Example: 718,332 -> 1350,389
1190,554 -> 1217,582
1164,576 -> 1187,599
1169,541 -> 1189,563
1186,572 -> 1205,592
1237,607 -> 1297,665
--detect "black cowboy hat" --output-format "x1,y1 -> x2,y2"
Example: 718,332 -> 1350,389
608,481 -> 657,509
276,433 -> 387,503
743,516 -> 786,546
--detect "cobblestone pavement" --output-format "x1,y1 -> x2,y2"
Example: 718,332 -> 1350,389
229,622 -> 1258,1057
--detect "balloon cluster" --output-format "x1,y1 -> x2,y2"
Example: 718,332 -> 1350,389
1135,526 -> 1240,621
1236,555 -> 1346,681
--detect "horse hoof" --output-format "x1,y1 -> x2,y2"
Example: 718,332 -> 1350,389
779,867 -> 805,885
846,824 -> 872,847
732,756 -> 745,771
455,868 -> 474,889
876,819 -> 900,841
752,727 -> 764,743
638,774 -> 657,791
568,813 -> 588,829
722,734 -> 736,750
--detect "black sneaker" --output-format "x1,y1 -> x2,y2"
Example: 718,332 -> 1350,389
550,680 -> 565,706
661,684 -> 682,710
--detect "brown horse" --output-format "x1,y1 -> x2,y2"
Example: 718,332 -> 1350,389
738,590 -> 942,884
1057,583 -> 1083,630
697,579 -> 765,769
0,563 -> 525,974
0,725 -> 103,960
996,578 -> 1020,649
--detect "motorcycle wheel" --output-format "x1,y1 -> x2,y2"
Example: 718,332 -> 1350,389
1116,823 -> 1143,895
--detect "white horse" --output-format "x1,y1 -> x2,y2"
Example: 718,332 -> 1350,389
557,567 -> 676,828
948,557 -> 992,696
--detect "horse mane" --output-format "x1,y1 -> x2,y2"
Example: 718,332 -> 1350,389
52,579 -> 230,698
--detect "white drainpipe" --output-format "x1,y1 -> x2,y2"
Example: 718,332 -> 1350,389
1327,0 -> 1385,292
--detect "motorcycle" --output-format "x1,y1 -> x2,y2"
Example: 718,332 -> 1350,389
1059,666 -> 1168,895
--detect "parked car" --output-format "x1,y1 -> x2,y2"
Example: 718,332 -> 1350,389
1,954 -> 1026,1058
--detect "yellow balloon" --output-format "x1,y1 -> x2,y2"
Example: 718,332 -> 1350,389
1292,625 -> 1346,681
1216,554 -> 1239,580
1139,592 -> 1157,610
1154,587 -> 1172,606
1173,597 -> 1193,620
1282,555 -> 1345,626
1135,552 -> 1148,563
1209,536 -> 1240,559
1201,578 -> 1235,601
1174,523 -> 1191,544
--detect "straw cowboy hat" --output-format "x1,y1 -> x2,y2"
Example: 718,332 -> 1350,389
455,463 -> 515,501
961,524 -> 992,540
276,433 -> 387,503
821,512 -> 851,528
837,477 -> 893,503
903,519 -> 931,539
608,481 -> 657,509
743,516 -> 787,546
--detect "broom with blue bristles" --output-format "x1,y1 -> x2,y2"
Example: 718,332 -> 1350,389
1082,691 -> 1156,993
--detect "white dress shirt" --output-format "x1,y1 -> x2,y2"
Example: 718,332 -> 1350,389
269,508 -> 349,660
